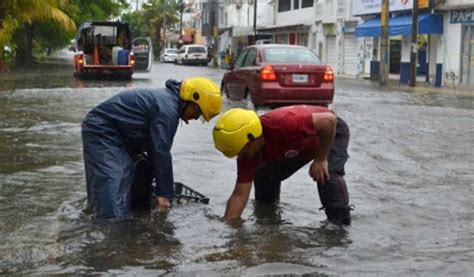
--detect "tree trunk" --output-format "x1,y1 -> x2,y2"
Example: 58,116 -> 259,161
0,42 -> 5,72
155,24 -> 162,57
16,25 -> 35,68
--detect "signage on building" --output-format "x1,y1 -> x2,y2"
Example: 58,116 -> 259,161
352,0 -> 429,16
450,10 -> 474,23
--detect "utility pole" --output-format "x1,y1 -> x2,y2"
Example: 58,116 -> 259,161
162,0 -> 167,50
213,0 -> 219,67
179,0 -> 184,40
409,0 -> 419,87
253,0 -> 257,44
379,0 -> 389,87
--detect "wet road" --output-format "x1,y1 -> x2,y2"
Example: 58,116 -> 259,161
1,51 -> 473,275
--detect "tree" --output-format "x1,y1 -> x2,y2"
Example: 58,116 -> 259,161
135,0 -> 179,56
121,11 -> 146,38
6,0 -> 76,67
0,0 -> 127,69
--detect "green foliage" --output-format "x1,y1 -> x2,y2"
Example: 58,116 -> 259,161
121,0 -> 180,55
66,0 -> 128,28
0,0 -> 128,68
121,11 -> 146,38
35,21 -> 72,53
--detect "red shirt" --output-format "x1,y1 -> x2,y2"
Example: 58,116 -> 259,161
237,105 -> 333,183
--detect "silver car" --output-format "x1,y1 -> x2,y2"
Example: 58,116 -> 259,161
160,48 -> 178,63
175,45 -> 209,66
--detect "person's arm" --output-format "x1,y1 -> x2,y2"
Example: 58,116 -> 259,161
149,116 -> 177,210
309,112 -> 337,185
224,181 -> 252,221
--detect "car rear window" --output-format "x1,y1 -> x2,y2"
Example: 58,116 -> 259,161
188,47 -> 206,54
166,49 -> 178,54
263,47 -> 321,64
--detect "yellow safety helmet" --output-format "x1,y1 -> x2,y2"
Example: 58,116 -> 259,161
213,108 -> 262,158
180,77 -> 222,121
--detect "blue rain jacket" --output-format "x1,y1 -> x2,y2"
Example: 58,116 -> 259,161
82,79 -> 181,218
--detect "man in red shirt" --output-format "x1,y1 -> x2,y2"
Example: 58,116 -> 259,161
213,106 -> 351,225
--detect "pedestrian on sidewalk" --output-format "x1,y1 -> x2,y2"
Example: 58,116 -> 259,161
212,106 -> 352,225
82,77 -> 222,219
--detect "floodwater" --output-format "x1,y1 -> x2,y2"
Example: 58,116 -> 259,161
1,51 -> 473,275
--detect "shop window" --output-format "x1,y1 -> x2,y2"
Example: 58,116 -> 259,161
297,33 -> 308,46
278,0 -> 291,12
275,34 -> 289,44
294,0 -> 300,9
302,0 -> 313,8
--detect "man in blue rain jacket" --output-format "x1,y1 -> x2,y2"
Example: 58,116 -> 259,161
82,77 -> 222,219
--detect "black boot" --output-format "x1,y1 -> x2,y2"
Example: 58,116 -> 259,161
325,206 -> 351,226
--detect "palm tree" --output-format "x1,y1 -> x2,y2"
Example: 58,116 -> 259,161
0,0 -> 76,68
142,0 -> 178,56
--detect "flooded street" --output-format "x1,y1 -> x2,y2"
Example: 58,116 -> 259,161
1,51 -> 473,275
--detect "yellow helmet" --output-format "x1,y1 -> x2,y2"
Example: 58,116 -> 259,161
180,77 -> 222,121
213,108 -> 262,158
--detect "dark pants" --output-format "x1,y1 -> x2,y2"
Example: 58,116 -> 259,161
82,117 -> 153,219
254,118 -> 351,225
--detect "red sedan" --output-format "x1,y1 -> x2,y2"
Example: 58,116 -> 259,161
221,44 -> 334,108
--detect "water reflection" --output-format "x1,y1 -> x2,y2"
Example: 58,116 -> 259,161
1,57 -> 473,275
53,211 -> 181,274
201,199 -> 351,274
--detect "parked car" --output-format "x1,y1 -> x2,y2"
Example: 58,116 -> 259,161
221,44 -> 334,108
175,44 -> 209,66
73,20 -> 153,79
160,48 -> 178,63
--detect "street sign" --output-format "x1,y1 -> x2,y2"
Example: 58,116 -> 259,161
450,10 -> 474,24
353,0 -> 429,16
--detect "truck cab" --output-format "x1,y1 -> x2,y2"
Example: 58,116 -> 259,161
73,20 -> 153,79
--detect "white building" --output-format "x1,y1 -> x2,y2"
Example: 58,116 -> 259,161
254,0 -> 363,77
352,0 -> 473,87
313,0 -> 362,76
436,0 -> 474,86
221,0 -> 274,53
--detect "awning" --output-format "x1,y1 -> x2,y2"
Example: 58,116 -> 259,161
355,13 -> 443,37
179,34 -> 194,44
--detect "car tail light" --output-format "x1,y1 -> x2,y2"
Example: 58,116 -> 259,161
260,65 -> 276,81
130,53 -> 136,65
74,55 -> 84,65
323,67 -> 334,82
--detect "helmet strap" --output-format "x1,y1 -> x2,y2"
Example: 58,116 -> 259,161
180,102 -> 190,120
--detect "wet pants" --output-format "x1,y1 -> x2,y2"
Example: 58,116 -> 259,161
253,118 -> 351,225
82,121 -> 153,219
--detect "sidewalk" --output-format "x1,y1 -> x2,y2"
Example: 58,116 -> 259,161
337,73 -> 473,96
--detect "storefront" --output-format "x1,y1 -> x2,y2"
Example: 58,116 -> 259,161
353,0 -> 445,85
451,9 -> 474,85
260,24 -> 311,47
436,6 -> 474,87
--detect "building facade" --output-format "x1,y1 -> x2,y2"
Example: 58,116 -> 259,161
354,0 -> 446,86
436,0 -> 474,86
